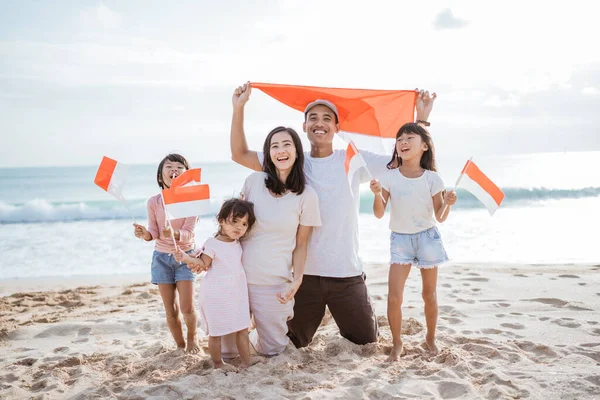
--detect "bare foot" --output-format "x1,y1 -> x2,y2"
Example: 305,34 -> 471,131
214,361 -> 238,372
386,342 -> 404,362
240,356 -> 263,369
186,333 -> 200,354
248,315 -> 256,332
423,337 -> 439,355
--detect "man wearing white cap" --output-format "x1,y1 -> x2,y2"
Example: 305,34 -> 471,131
230,82 -> 436,347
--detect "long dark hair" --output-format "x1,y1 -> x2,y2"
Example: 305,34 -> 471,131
216,198 -> 256,239
386,123 -> 437,172
262,126 -> 306,195
156,153 -> 190,189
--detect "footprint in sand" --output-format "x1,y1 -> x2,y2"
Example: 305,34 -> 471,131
587,321 -> 599,325
590,328 -> 600,336
441,317 -> 463,325
500,323 -> 525,330
77,327 -> 91,336
558,274 -> 580,278
524,298 -> 568,307
0,373 -> 19,383
538,317 -> 551,321
513,274 -> 528,277
471,288 -> 481,292
580,343 -> 600,348
455,298 -> 475,304
494,303 -> 511,308
551,318 -> 581,328
585,375 -> 600,386
481,328 -> 503,334
53,347 -> 69,354
464,277 -> 489,282
510,312 -> 523,316
437,380 -> 471,398
441,283 -> 452,288
462,283 -> 471,286
495,314 -> 506,318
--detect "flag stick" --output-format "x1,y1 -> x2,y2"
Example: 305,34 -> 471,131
363,165 -> 387,203
120,196 -> 136,224
349,140 -> 386,203
441,157 -> 472,218
160,191 -> 179,252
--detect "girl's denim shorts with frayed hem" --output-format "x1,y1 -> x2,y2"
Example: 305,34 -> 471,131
390,226 -> 449,268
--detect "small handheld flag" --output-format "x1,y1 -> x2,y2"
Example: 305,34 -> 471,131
94,156 -> 136,222
449,158 -> 504,216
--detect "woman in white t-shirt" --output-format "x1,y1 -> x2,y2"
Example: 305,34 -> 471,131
238,126 -> 321,356
370,122 -> 457,362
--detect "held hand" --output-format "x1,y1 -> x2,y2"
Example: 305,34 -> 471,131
189,263 -> 208,273
162,225 -> 173,238
444,190 -> 457,206
133,223 -> 148,239
369,179 -> 382,195
277,279 -> 302,304
232,81 -> 252,109
415,88 -> 437,122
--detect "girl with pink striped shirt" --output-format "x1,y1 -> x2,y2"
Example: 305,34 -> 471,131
133,154 -> 200,353
176,198 -> 256,370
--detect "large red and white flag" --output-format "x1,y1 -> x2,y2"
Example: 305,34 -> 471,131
162,184 -> 211,220
456,160 -> 504,215
94,156 -> 129,200
344,141 -> 368,187
252,82 -> 416,155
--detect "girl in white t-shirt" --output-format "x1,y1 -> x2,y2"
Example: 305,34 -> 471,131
176,198 -> 256,371
370,122 -> 457,361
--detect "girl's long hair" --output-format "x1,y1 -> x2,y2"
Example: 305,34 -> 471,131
262,126 -> 306,195
386,123 -> 437,171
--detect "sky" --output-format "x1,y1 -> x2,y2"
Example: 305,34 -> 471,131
1,0 -> 599,167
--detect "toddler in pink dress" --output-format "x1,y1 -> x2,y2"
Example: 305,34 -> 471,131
177,198 -> 256,370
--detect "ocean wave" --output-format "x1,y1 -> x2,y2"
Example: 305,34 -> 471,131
358,186 -> 600,213
0,199 -> 217,224
2,187 -> 599,224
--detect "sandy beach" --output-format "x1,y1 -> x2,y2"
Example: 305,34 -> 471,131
1,262 -> 599,400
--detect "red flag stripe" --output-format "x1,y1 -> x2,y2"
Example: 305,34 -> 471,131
463,162 -> 504,205
162,184 -> 210,205
171,168 -> 202,188
94,156 -> 117,191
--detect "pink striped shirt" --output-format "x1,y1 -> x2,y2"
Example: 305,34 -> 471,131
147,194 -> 197,254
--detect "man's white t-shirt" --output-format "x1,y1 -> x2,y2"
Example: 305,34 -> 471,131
379,169 -> 445,234
259,150 -> 389,278
241,171 -> 321,285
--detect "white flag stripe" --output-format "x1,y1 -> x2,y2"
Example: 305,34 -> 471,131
346,151 -> 367,187
338,131 -> 396,155
459,173 -> 500,215
164,199 -> 211,220
107,162 -> 129,200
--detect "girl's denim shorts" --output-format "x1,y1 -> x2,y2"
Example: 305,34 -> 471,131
151,250 -> 196,285
390,226 -> 449,268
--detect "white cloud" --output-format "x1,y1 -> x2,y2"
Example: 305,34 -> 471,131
582,86 -> 599,95
433,8 -> 468,30
484,94 -> 521,108
80,4 -> 122,30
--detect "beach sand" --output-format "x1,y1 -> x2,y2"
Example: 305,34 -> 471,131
1,263 -> 599,399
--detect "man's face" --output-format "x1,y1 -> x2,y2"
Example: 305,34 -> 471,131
303,105 -> 340,146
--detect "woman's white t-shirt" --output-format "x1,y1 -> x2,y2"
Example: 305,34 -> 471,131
241,172 -> 321,285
